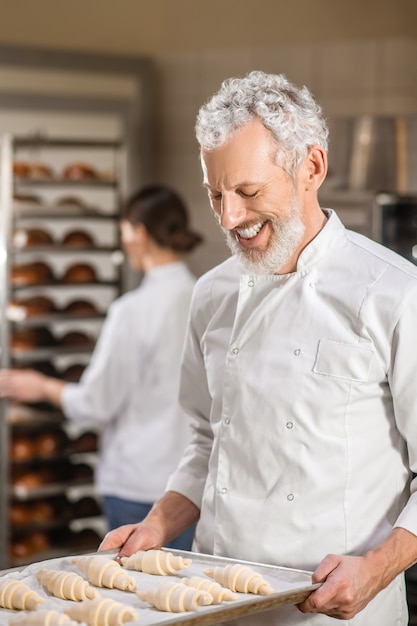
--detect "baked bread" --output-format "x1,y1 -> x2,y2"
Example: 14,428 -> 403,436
11,327 -> 56,351
62,263 -> 97,284
62,299 -> 98,316
32,499 -> 56,522
10,296 -> 57,319
71,462 -> 94,483
62,163 -> 98,181
11,436 -> 35,461
12,469 -> 43,490
9,503 -> 32,526
35,430 -> 68,458
13,161 -> 31,178
61,364 -> 86,382
13,228 -> 54,248
12,261 -> 55,286
72,496 -> 101,519
28,163 -> 54,180
59,331 -> 94,348
70,528 -> 102,550
72,431 -> 98,453
29,530 -> 50,553
62,230 -> 95,247
56,196 -> 89,212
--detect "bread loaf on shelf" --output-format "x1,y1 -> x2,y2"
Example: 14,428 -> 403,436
13,228 -> 54,248
61,364 -> 86,382
62,163 -> 98,181
62,230 -> 95,247
11,327 -> 56,351
11,436 -> 35,461
9,296 -> 57,319
62,263 -> 97,284
62,299 -> 98,316
59,331 -> 94,349
11,262 -> 55,287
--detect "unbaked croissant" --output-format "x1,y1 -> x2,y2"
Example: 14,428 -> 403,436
9,609 -> 79,625
179,575 -> 239,603
71,556 -> 136,592
204,564 -> 276,595
36,568 -> 100,601
0,578 -> 45,610
136,581 -> 212,612
121,549 -> 191,575
64,598 -> 137,626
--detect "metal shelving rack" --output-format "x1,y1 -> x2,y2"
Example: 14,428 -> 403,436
0,133 -> 127,568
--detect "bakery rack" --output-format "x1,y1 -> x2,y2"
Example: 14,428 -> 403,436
0,132 -> 127,569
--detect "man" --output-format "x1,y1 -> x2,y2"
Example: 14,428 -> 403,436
100,71 -> 417,624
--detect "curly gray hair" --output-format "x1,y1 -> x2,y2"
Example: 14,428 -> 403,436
195,71 -> 328,177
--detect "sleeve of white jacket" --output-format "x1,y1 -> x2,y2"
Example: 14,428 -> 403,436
166,283 -> 214,510
390,288 -> 417,536
61,299 -> 131,427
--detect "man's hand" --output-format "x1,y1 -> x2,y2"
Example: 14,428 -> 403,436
99,520 -> 164,558
298,527 -> 417,619
297,553 -> 382,619
99,491 -> 200,558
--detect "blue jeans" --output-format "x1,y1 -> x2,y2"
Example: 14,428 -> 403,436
102,495 -> 195,551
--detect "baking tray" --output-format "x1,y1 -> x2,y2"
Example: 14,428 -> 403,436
0,549 -> 320,625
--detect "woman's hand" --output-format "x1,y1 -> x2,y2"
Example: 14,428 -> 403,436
0,369 -> 48,403
0,369 -> 65,407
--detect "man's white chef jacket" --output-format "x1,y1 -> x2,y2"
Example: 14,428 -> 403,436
62,262 -> 195,503
167,211 -> 417,625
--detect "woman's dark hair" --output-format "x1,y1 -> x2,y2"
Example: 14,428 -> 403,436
123,185 -> 203,253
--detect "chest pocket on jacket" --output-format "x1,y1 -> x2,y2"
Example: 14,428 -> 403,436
313,339 -> 374,382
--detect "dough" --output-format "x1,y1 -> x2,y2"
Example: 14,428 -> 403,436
0,578 -> 45,610
71,556 -> 136,592
9,609 -> 78,626
137,581 -> 212,612
36,568 -> 100,601
179,575 -> 239,603
121,549 -> 191,575
204,564 -> 276,595
64,598 -> 137,626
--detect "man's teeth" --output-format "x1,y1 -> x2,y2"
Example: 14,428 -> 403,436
237,222 -> 265,239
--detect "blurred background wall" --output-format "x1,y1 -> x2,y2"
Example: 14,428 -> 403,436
0,0 -> 416,275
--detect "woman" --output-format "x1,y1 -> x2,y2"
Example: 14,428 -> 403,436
0,185 -> 203,550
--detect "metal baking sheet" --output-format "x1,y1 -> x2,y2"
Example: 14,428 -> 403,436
0,549 -> 320,626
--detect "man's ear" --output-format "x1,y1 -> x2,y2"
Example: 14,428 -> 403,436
303,145 -> 328,191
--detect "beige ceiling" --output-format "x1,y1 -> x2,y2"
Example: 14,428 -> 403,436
0,0 -> 415,57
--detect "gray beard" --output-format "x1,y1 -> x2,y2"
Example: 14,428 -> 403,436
222,204 -> 306,275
